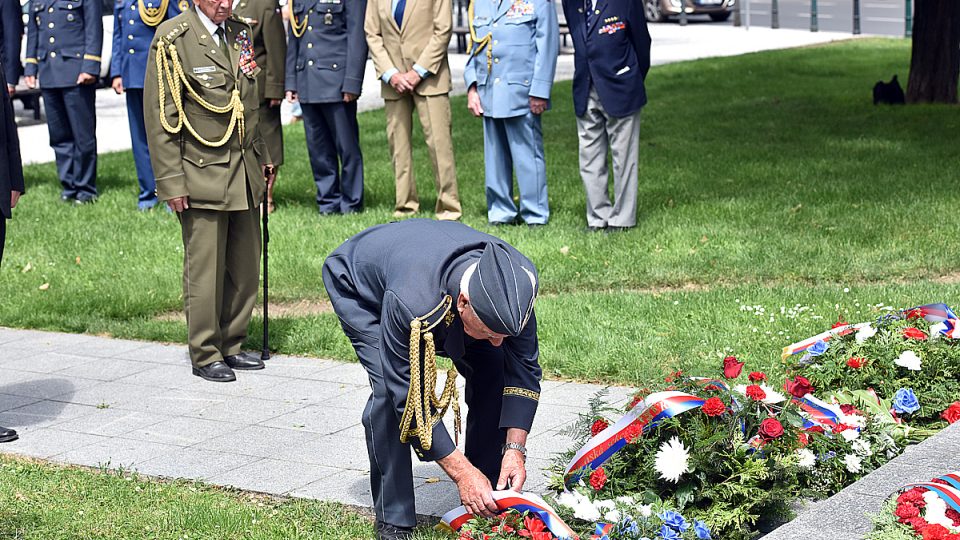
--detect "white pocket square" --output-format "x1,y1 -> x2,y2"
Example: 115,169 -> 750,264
615,65 -> 631,76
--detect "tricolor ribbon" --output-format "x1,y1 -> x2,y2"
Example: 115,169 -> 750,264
781,323 -> 869,359
904,476 -> 960,514
438,491 -> 579,539
591,522 -> 614,539
793,393 -> 842,430
563,391 -> 705,488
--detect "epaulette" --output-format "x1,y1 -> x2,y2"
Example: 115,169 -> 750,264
161,21 -> 189,45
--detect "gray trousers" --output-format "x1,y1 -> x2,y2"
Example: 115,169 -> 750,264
576,86 -> 641,228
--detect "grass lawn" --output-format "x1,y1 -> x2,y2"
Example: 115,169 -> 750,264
3,37 -> 957,386
0,455 -> 448,539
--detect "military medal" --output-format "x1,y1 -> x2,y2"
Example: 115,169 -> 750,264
236,29 -> 258,75
323,12 -> 333,24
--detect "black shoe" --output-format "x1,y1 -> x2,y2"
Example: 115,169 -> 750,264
0,426 -> 18,443
192,361 -> 237,382
376,521 -> 413,540
223,352 -> 265,370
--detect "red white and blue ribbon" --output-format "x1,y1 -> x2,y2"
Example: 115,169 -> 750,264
793,394 -> 841,430
905,303 -> 960,338
904,477 -> 960,514
781,322 -> 869,358
591,522 -> 615,539
563,391 -> 705,487
438,491 -> 579,539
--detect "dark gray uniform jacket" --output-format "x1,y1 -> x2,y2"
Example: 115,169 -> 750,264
284,0 -> 367,102
322,219 -> 542,461
0,64 -> 24,220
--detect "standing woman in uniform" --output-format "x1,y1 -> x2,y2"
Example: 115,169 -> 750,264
234,0 -> 286,213
284,0 -> 367,215
24,0 -> 102,204
110,0 -> 183,210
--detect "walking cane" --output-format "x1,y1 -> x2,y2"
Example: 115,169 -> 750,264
261,172 -> 273,362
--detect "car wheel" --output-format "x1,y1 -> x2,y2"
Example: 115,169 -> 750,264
644,0 -> 667,22
709,11 -> 732,21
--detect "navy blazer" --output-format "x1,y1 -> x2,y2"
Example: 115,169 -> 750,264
322,220 -> 543,461
284,0 -> 367,103
1,0 -> 23,85
562,0 -> 651,117
24,0 -> 103,88
0,66 -> 25,219
110,0 -> 180,89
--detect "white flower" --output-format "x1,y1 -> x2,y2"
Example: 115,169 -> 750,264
796,449 -> 816,469
604,509 -> 622,522
852,439 -> 873,457
922,490 -> 960,531
655,437 -> 690,483
733,384 -> 786,405
843,454 -> 862,473
895,350 -> 922,371
615,496 -> 634,505
930,322 -> 947,340
840,413 -> 867,429
840,428 -> 860,442
594,499 -> 615,511
855,324 -> 877,343
557,490 -> 601,522
636,504 -> 653,518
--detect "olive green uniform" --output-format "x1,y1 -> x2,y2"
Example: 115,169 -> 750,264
144,8 -> 270,368
233,0 -> 286,166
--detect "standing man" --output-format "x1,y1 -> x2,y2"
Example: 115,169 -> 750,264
1,0 -> 23,96
234,0 -> 285,213
144,0 -> 276,382
563,0 -> 650,232
24,0 -> 102,204
464,0 -> 558,227
284,0 -> 366,215
323,220 -> 542,540
365,0 -> 461,221
1,59 -> 25,442
111,0 -> 183,211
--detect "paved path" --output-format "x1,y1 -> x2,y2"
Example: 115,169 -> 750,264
13,24 -> 865,165
0,327 -> 634,517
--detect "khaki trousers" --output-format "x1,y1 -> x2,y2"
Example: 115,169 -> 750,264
384,93 -> 461,220
180,204 -> 261,368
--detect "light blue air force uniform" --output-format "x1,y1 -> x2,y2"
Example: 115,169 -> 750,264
464,0 -> 558,225
111,0 -> 182,209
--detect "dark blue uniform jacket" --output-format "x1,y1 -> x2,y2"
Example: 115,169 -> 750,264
24,0 -> 102,87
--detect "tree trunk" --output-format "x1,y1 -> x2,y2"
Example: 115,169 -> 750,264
906,0 -> 960,104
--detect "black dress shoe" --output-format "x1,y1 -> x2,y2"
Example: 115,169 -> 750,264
376,521 -> 413,540
0,426 -> 18,443
223,352 -> 265,370
192,361 -> 237,382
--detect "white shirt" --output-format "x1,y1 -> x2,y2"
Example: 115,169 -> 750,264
195,8 -> 225,45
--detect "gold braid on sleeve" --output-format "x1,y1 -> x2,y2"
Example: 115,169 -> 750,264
466,0 -> 493,72
154,38 -> 245,147
398,295 -> 461,451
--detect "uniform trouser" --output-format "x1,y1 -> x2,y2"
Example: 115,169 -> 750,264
0,218 -> 5,265
576,86 -> 641,228
42,85 -> 97,200
483,113 -> 549,225
179,203 -> 261,368
300,101 -> 363,213
341,329 -> 507,528
259,101 -> 284,168
124,89 -> 158,207
384,93 -> 461,221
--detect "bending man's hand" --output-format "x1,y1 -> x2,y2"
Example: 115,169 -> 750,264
496,428 -> 529,491
438,450 -> 499,518
167,196 -> 189,213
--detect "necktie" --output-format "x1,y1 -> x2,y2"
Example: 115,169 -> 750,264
585,0 -> 594,25
215,26 -> 229,59
394,0 -> 406,28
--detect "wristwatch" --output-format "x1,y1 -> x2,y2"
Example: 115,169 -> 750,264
502,442 -> 527,461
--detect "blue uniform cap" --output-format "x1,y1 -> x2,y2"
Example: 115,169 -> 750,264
468,243 -> 537,337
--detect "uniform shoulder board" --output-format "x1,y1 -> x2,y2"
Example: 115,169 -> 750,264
160,20 -> 189,44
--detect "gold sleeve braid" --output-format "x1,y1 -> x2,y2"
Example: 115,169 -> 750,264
398,295 -> 461,451
154,38 -> 245,147
466,0 -> 493,72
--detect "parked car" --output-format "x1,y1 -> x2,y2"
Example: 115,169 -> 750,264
19,0 -> 115,84
644,0 -> 735,22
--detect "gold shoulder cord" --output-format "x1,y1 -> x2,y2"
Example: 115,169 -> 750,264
138,0 -> 170,27
154,38 -> 245,147
289,1 -> 308,38
466,0 -> 493,72
399,295 -> 462,451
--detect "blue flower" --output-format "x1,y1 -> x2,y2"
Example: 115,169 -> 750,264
659,510 -> 688,532
658,525 -> 681,540
808,340 -> 829,356
694,520 -> 712,539
892,388 -> 920,414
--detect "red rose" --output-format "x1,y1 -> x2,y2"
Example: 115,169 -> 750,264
896,503 -> 921,521
898,487 -> 927,507
748,371 -> 767,382
624,422 -> 643,443
846,357 -> 867,369
785,376 -> 815,398
904,327 -> 929,340
589,467 -> 607,491
798,432 -> 810,446
758,418 -> 784,440
591,419 -> 610,436
746,385 -> 767,401
702,397 -> 726,417
722,356 -> 745,379
922,524 -> 951,540
941,402 -> 960,424
906,308 -> 924,320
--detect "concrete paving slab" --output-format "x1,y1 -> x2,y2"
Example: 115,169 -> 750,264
62,380 -> 164,409
290,468 -> 373,508
188,396 -> 305,425
111,342 -> 192,365
55,357 -> 157,382
196,425 -> 318,459
0,393 -> 42,413
252,378 -> 360,405
127,389 -> 228,416
57,408 -> 173,438
54,438 -> 181,471
65,337 -> 154,359
207,458 -> 340,495
0,374 -> 99,401
288,433 -> 371,471
2,401 -> 102,430
2,352 -> 99,374
257,404 -> 361,435
126,416 -> 245,447
414,479 -> 460,517
137,448 -> 260,481
2,427 -> 107,459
